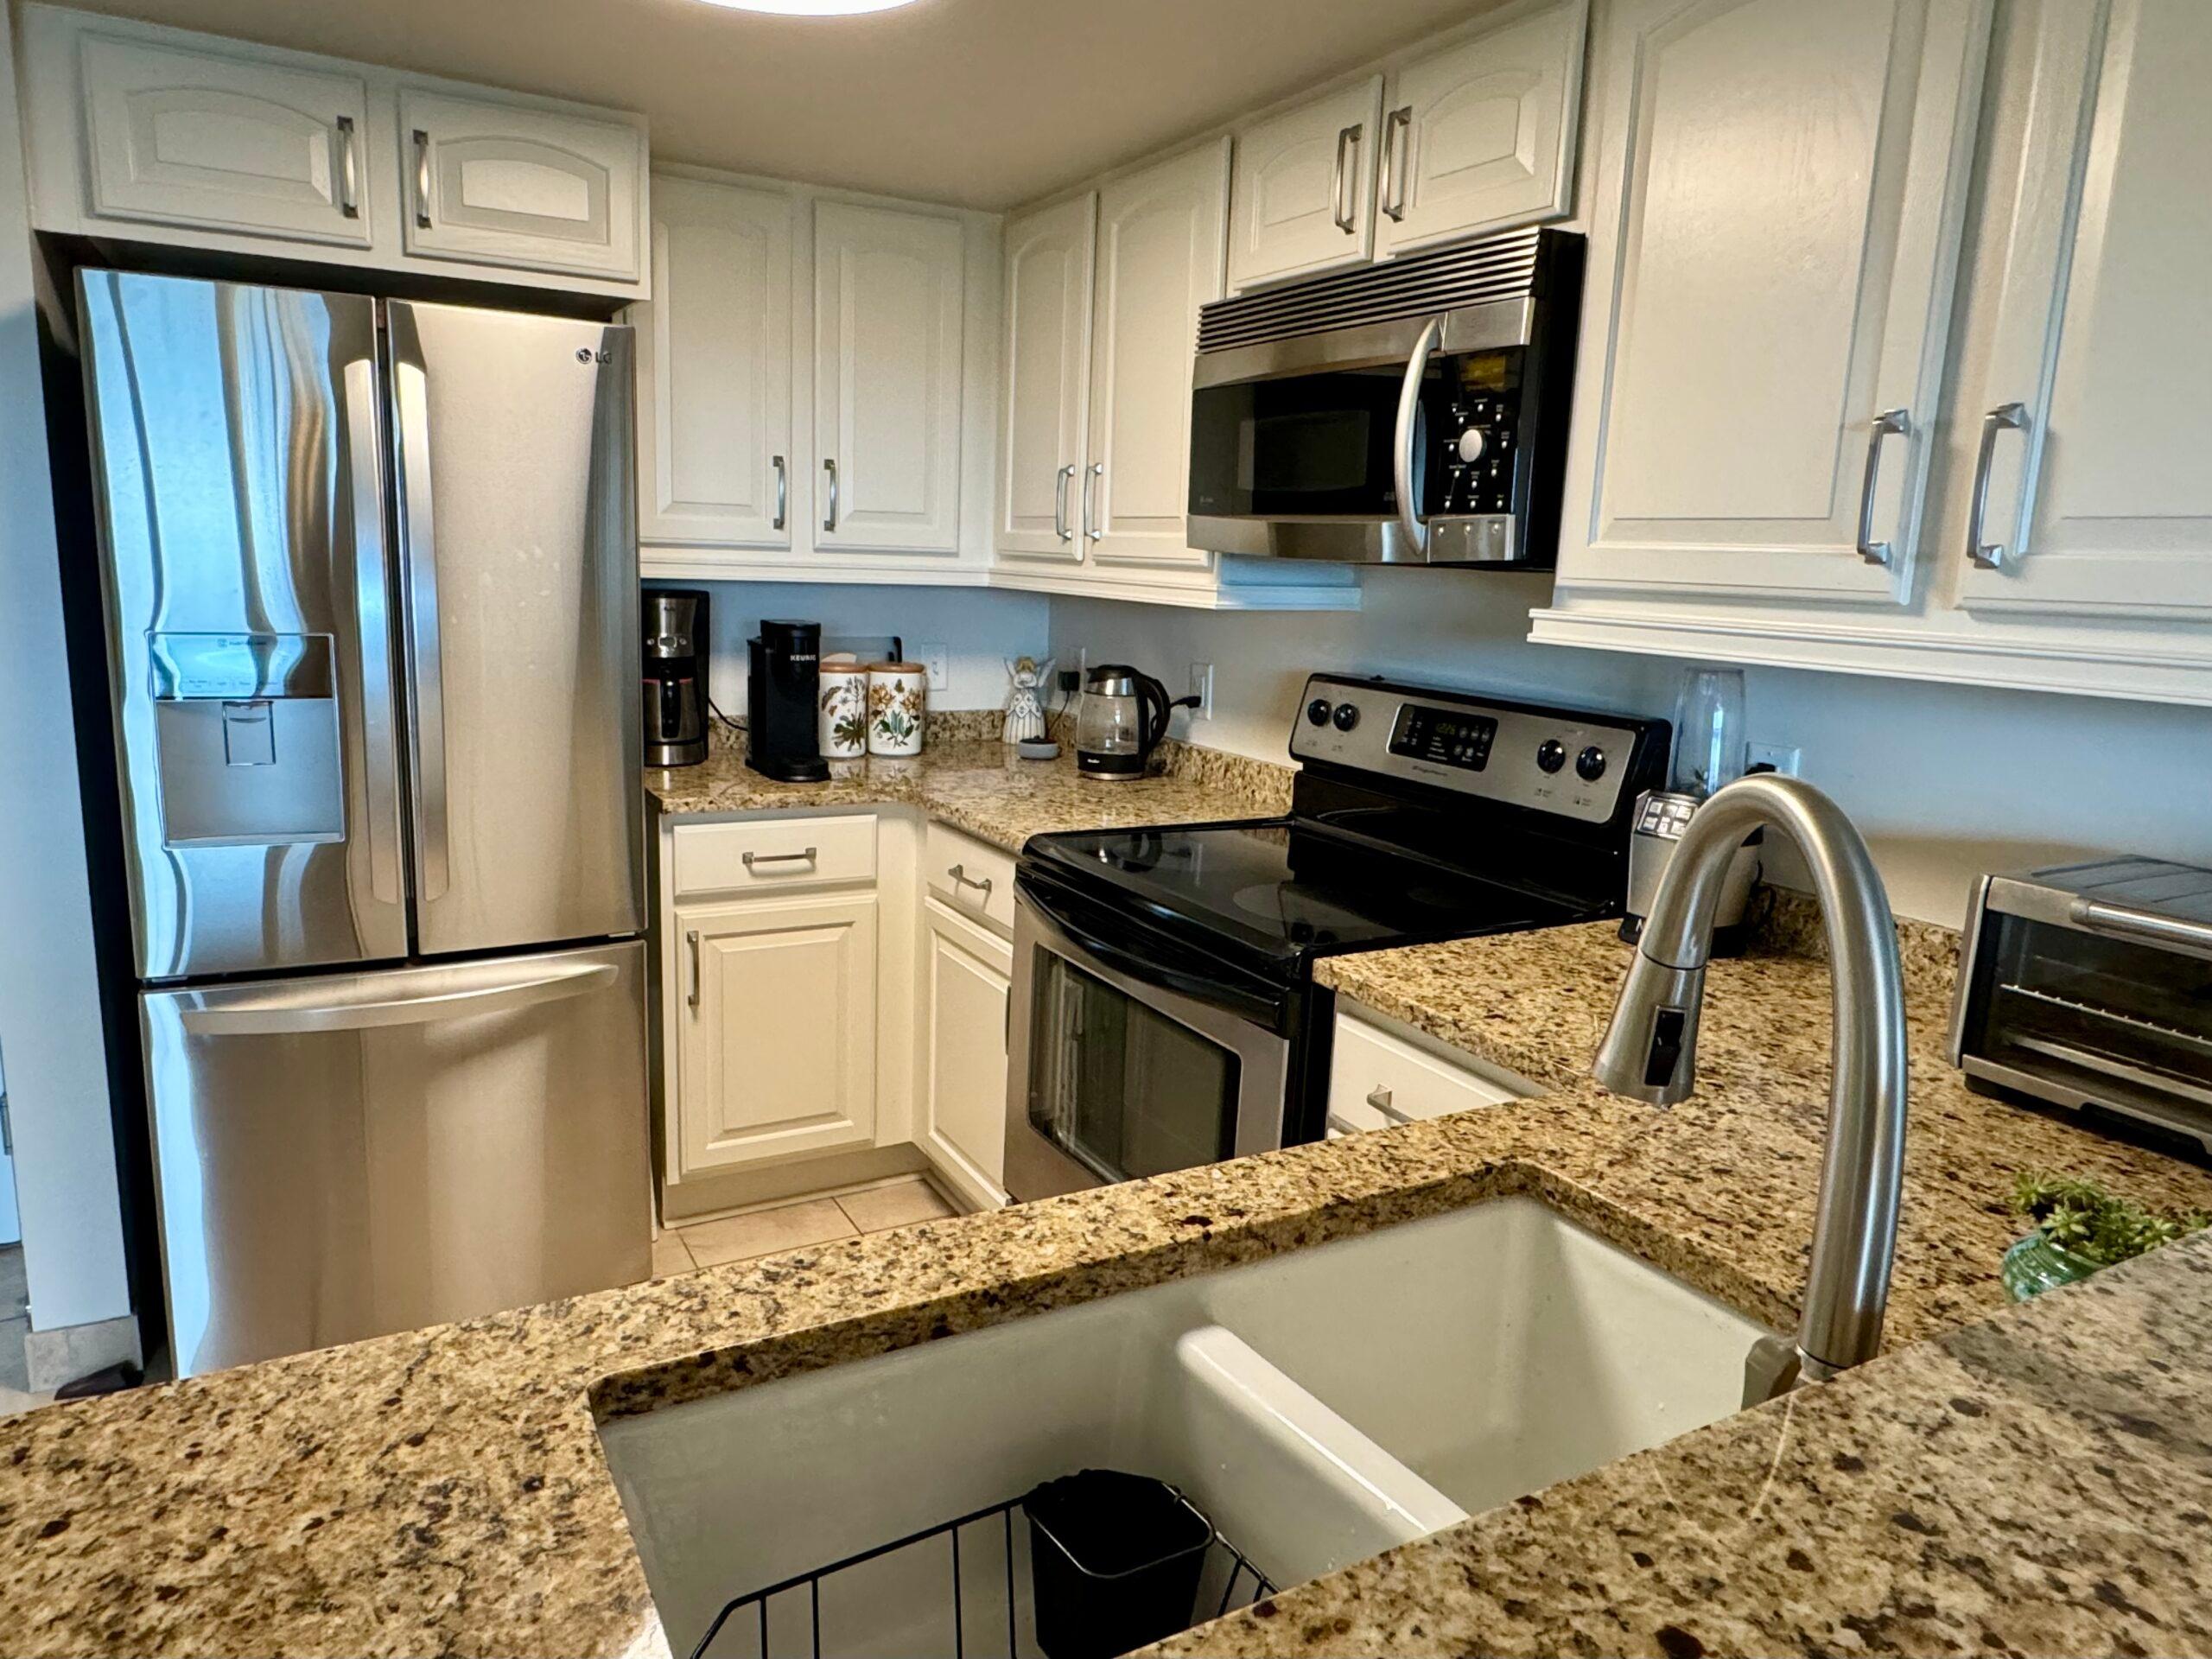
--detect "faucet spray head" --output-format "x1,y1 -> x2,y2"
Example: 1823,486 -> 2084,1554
1592,954 -> 1707,1106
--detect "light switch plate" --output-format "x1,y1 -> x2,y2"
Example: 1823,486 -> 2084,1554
917,641 -> 949,692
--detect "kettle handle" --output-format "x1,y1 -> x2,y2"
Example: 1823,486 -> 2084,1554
1135,671 -> 1172,756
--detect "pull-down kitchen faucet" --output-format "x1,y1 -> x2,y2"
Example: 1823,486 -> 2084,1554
1594,772 -> 1907,1402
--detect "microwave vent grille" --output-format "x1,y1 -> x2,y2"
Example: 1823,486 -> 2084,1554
1197,228 -> 1548,353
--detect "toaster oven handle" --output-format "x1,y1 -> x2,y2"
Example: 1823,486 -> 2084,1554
2068,898 -> 2212,961
1393,315 -> 1443,557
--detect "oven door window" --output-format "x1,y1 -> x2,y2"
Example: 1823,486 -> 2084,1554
1981,918 -> 2212,1107
1027,952 -> 1240,1183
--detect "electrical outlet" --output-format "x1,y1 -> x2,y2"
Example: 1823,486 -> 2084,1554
917,641 -> 949,693
1186,662 -> 1214,721
1748,741 -> 1802,778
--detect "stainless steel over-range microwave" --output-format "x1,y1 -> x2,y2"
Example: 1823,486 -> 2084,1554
1187,226 -> 1584,568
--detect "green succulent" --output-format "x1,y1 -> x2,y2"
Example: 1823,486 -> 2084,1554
2009,1170 -> 2209,1268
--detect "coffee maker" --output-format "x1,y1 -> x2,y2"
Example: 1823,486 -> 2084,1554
642,589 -> 709,767
747,619 -> 830,784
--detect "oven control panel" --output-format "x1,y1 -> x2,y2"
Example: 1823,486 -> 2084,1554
1291,674 -> 1666,826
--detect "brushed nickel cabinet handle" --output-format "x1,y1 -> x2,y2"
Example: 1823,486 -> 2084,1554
685,929 -> 701,1010
823,457 -> 839,533
1967,403 -> 2030,571
948,862 -> 995,899
1084,461 -> 1103,543
772,454 -> 787,531
1332,124 -> 1361,233
334,115 -> 359,219
1854,408 -> 1911,567
412,129 -> 433,229
742,847 -> 819,869
1053,462 -> 1075,542
1365,1085 -> 1412,1126
1382,106 -> 1412,222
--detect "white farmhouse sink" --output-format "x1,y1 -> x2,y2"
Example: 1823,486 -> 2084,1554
601,1197 -> 1772,1659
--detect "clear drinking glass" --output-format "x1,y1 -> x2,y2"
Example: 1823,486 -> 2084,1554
1669,667 -> 1747,799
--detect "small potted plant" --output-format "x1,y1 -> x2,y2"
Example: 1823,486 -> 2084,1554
2002,1170 -> 2209,1301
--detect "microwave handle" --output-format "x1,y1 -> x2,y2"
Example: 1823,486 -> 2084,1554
2069,897 -> 2212,961
1393,316 -> 1443,557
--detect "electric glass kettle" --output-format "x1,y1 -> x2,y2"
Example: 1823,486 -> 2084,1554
1075,665 -> 1176,780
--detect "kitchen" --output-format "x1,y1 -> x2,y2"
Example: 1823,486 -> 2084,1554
2,0 -> 2210,1653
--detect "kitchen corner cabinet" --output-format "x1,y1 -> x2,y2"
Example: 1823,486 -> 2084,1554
637,177 -> 795,547
676,893 -> 880,1173
813,201 -> 967,553
1370,0 -> 1586,263
19,4 -> 649,300
918,898 -> 1013,1209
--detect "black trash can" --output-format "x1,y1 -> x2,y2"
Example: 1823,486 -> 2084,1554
1021,1469 -> 1215,1659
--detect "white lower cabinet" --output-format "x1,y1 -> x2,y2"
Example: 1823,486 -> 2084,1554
1325,1010 -> 1535,1136
675,891 -> 879,1174
918,898 -> 1013,1208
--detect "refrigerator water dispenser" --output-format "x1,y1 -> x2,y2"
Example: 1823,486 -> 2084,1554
149,632 -> 343,846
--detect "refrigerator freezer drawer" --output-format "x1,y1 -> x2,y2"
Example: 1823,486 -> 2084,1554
141,940 -> 651,1377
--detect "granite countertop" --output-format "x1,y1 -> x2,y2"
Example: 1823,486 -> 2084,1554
7,893 -> 2212,1655
644,736 -> 1292,851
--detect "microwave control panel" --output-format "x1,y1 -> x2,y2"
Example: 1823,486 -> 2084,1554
1433,351 -> 1522,517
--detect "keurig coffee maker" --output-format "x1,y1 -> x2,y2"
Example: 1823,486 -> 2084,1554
747,619 -> 830,783
643,588 -> 709,767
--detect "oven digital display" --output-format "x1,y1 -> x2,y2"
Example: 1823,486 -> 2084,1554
1389,705 -> 1497,771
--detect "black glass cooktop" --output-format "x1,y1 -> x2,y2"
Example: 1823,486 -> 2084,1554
1023,817 -> 1593,970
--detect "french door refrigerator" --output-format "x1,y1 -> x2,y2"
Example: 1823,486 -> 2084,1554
77,270 -> 649,1378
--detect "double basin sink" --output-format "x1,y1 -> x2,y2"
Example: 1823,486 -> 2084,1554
601,1197 -> 1771,1657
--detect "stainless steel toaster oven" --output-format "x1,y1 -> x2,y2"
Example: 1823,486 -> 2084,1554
1951,858 -> 2212,1154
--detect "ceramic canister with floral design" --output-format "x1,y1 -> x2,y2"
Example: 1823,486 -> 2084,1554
818,664 -> 868,759
866,662 -> 927,757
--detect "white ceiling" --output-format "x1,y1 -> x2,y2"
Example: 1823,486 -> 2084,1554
63,0 -> 1497,209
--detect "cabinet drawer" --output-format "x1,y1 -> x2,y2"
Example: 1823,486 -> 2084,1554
672,816 -> 875,899
1326,1012 -> 1531,1135
924,821 -> 1016,935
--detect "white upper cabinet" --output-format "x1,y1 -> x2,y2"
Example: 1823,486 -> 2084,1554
1554,0 -> 1990,604
77,33 -> 372,246
1372,0 -> 1586,261
1956,0 -> 2212,626
399,88 -> 645,281
1226,76 -> 1382,292
637,177 -> 795,548
1085,139 -> 1231,569
998,193 -> 1096,560
813,200 -> 966,553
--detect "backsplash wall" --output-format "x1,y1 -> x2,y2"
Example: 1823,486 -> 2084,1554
652,581 -> 1051,719
1049,579 -> 2212,930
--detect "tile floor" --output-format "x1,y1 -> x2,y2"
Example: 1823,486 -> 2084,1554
0,1243 -> 55,1419
655,1176 -> 959,1276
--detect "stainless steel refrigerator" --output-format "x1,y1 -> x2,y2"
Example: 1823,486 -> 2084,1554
77,270 -> 650,1378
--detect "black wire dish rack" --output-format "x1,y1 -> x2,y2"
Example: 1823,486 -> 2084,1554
688,1484 -> 1278,1659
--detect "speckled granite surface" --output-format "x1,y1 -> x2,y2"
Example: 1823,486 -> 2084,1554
5,891 -> 2212,1655
645,736 -> 1294,848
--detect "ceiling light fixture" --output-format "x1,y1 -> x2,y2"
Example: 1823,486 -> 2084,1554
696,0 -> 922,13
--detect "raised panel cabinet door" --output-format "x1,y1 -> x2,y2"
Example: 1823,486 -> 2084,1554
1087,138 -> 1231,569
676,895 -> 878,1174
399,87 -> 645,281
1226,75 -> 1382,291
1556,0 -> 1991,603
79,34 -> 372,246
814,200 -> 966,552
997,193 -> 1096,560
1372,0 -> 1585,260
921,900 -> 1012,1198
1956,0 -> 2212,625
637,176 -> 795,548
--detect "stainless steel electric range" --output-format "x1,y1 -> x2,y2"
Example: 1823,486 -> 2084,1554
1003,672 -> 1671,1202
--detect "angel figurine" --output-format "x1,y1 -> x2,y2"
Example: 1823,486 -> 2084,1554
1002,655 -> 1055,744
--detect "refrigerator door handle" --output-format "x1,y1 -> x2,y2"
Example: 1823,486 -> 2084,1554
179,962 -> 619,1036
389,304 -> 450,902
343,356 -> 405,906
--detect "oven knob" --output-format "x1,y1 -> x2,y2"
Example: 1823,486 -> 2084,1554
1536,739 -> 1567,774
1576,745 -> 1608,782
1456,427 -> 1487,464
1306,697 -> 1332,727
1332,702 -> 1361,732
